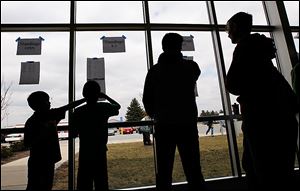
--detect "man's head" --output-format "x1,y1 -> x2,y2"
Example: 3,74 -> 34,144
82,80 -> 101,103
162,33 -> 183,53
27,91 -> 50,112
226,12 -> 252,44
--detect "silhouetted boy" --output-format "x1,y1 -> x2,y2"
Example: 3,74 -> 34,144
24,91 -> 85,190
71,80 -> 121,190
225,12 -> 298,190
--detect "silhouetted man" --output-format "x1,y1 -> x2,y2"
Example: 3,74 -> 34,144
225,12 -> 298,190
143,33 -> 206,191
71,81 -> 121,190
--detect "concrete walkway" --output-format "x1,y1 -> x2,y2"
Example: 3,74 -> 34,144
1,139 -> 79,190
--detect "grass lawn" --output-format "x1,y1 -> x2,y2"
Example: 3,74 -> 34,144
53,135 -> 244,190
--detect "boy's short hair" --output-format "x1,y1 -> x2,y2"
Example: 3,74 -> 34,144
82,80 -> 101,99
227,12 -> 253,34
162,33 -> 183,52
27,91 -> 49,111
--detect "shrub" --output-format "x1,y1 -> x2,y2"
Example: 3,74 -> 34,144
10,141 -> 28,152
1,146 -> 13,159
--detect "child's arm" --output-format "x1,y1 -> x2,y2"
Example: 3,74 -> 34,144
99,92 -> 121,109
59,98 -> 86,112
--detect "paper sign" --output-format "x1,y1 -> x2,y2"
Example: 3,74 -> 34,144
102,37 -> 126,53
17,38 -> 42,55
94,79 -> 106,96
182,36 -> 195,51
19,61 -> 40,84
87,58 -> 106,94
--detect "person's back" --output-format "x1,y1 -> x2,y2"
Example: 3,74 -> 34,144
143,33 -> 205,191
143,36 -> 200,124
227,33 -> 297,115
72,80 -> 120,190
74,103 -> 116,150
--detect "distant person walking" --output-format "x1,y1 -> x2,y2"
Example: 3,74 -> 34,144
225,12 -> 298,190
205,120 -> 214,137
143,33 -> 206,191
71,81 -> 121,190
24,91 -> 85,190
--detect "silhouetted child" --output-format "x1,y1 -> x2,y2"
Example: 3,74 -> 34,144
24,91 -> 85,190
71,80 -> 121,190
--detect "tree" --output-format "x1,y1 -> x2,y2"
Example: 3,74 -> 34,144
1,78 -> 12,122
125,98 -> 146,122
200,110 -> 220,117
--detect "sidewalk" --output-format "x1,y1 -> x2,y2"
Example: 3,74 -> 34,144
1,140 -> 79,190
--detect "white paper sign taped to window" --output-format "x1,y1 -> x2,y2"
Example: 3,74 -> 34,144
19,61 -> 40,84
182,35 -> 195,51
16,37 -> 43,55
102,36 -> 126,53
87,58 -> 106,94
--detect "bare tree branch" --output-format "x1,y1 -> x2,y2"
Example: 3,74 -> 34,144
1,77 -> 13,122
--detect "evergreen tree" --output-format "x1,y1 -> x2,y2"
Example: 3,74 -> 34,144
125,98 -> 146,121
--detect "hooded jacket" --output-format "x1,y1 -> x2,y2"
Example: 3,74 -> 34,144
226,33 -> 297,116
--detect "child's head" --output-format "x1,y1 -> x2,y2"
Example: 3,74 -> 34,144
27,91 -> 50,112
162,33 -> 183,53
82,80 -> 101,103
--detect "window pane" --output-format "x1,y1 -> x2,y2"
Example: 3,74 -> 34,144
76,1 -> 144,23
151,31 -> 223,114
151,32 -> 230,181
284,1 -> 299,26
214,1 -> 267,25
1,1 -> 70,24
149,1 -> 209,24
75,31 -> 154,189
1,32 -> 69,189
171,122 -> 233,183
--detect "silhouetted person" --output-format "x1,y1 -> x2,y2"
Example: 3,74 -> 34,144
143,33 -> 206,191
225,12 -> 298,190
141,115 -> 152,145
205,120 -> 214,137
24,91 -> 85,190
71,80 -> 121,190
232,103 -> 240,115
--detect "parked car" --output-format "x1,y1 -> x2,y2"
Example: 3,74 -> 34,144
5,133 -> 24,143
138,126 -> 152,134
108,128 -> 115,136
58,131 -> 68,140
119,127 -> 134,134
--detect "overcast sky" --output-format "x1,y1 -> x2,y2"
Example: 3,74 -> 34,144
1,1 -> 299,127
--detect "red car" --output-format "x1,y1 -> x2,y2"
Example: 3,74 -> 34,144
119,127 -> 134,134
